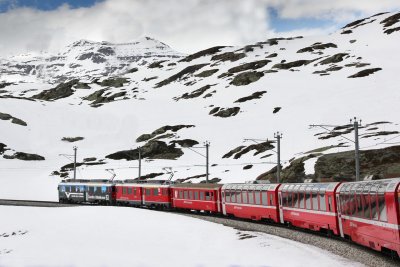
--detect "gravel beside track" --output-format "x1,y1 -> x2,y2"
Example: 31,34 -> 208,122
181,213 -> 400,267
0,199 -> 75,207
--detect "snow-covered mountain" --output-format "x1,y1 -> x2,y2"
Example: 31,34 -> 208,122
1,12 -> 400,201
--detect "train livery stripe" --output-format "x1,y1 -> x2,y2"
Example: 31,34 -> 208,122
341,215 -> 400,230
224,203 -> 277,209
283,206 -> 337,217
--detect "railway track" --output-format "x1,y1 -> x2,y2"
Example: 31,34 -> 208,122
0,199 -> 399,266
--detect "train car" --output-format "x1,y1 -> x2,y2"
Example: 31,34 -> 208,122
221,183 -> 281,222
115,183 -> 142,206
171,183 -> 222,213
278,182 -> 340,235
58,179 -> 115,205
336,178 -> 400,257
140,181 -> 172,209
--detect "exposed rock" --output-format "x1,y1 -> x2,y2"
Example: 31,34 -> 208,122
234,91 -> 266,103
77,52 -> 106,63
97,46 -> 115,56
32,79 -> 78,101
223,141 -> 274,159
97,77 -> 129,88
0,143 -> 6,154
230,71 -> 264,86
380,12 -> 400,28
4,152 -> 45,161
209,107 -> 220,115
223,146 -> 246,158
361,131 -> 399,139
211,52 -> 246,62
243,164 -> 253,170
174,85 -> 212,101
61,137 -> 84,142
348,68 -> 382,78
212,107 -> 240,118
297,43 -> 337,53
148,60 -> 167,68
200,178 -> 221,184
228,60 -> 270,74
155,64 -> 209,88
272,59 -> 316,69
0,82 -> 13,89
170,139 -> 199,148
126,67 -> 138,73
83,89 -> 127,106
318,53 -> 348,65
265,53 -> 278,58
180,46 -> 227,62
106,140 -> 184,160
273,107 -> 281,114
341,30 -> 353,34
343,18 -> 367,29
194,69 -> 219,78
83,157 -> 97,162
75,82 -> 91,89
384,26 -> 400,34
136,125 -> 195,142
142,76 -> 158,82
0,112 -> 27,126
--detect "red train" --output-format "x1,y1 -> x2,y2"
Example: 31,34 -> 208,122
58,178 -> 400,257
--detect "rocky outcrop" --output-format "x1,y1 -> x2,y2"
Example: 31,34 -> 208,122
33,79 -> 78,101
173,85 -> 212,101
136,125 -> 195,142
273,59 -> 317,70
61,137 -> 84,142
223,141 -> 274,159
297,43 -> 337,53
180,46 -> 227,62
155,64 -> 209,88
209,107 -> 240,118
194,69 -> 219,78
230,71 -> 264,86
234,91 -> 266,103
4,152 -> 45,161
318,53 -> 348,65
348,68 -> 382,78
97,77 -> 128,88
211,52 -> 246,62
0,112 -> 27,126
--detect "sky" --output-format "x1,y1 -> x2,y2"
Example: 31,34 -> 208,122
0,0 -> 399,56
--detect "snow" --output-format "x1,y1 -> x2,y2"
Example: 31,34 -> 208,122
1,12 -> 400,201
0,205 -> 362,267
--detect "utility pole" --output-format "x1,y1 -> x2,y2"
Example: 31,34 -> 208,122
73,146 -> 77,181
138,146 -> 141,179
351,117 -> 361,181
274,132 -> 282,183
205,141 -> 210,183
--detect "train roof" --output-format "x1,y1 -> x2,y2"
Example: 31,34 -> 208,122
337,178 -> 400,193
222,183 -> 280,191
280,182 -> 340,192
171,183 -> 222,189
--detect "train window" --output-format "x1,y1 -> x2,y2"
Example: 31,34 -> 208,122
255,191 -> 261,205
291,193 -> 297,208
152,188 -> 158,196
377,193 -> 387,222
262,191 -> 267,205
101,186 -> 107,193
146,189 -> 151,196
370,194 -> 379,220
133,188 -> 137,195
248,191 -> 254,204
123,187 -> 127,195
231,190 -> 237,203
194,191 -> 199,200
319,193 -> 326,211
356,195 -> 363,217
205,192 -> 211,201
305,193 -> 311,210
299,193 -> 305,209
184,191 -> 189,199
328,196 -> 332,212
189,191 -> 193,200
178,190 -> 183,199
200,191 -> 205,200
363,194 -> 371,219
270,193 -> 274,206
312,193 -> 318,210
287,192 -> 292,207
236,190 -> 242,203
242,190 -> 248,204
128,188 -> 132,195
225,190 -> 231,203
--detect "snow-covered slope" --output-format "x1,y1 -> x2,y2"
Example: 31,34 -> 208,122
0,206 -> 361,267
1,12 -> 400,200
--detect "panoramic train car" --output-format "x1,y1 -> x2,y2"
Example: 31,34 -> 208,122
278,182 -> 340,235
221,183 -> 281,222
140,181 -> 173,209
115,182 -> 143,206
58,179 -> 115,205
336,178 -> 400,256
171,183 -> 222,213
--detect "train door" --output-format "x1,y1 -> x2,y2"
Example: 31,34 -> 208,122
278,191 -> 284,224
222,189 -> 226,215
336,194 -> 344,238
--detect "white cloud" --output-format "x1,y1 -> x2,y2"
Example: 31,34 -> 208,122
0,0 -> 399,56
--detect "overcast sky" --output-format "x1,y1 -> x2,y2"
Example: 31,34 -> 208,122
0,0 -> 399,56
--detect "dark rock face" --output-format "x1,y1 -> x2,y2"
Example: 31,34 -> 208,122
341,30 -> 353,34
0,112 -> 27,126
75,83 -> 91,89
33,79 -> 78,101
194,69 -> 219,78
343,18 -> 367,29
211,107 -> 240,118
384,26 -> 400,34
297,43 -> 337,53
61,137 -> 84,142
243,164 -> 253,170
314,146 -> 400,181
4,152 -> 45,161
148,60 -> 168,68
170,139 -> 199,148
77,52 -> 107,63
273,59 -> 316,69
97,46 -> 115,56
223,141 -> 274,159
106,140 -> 184,160
0,82 -> 13,89
98,77 -> 128,88
211,52 -> 246,62
136,125 -> 195,142
83,89 -> 127,106
174,85 -> 212,101
348,68 -> 382,78
380,12 -> 400,28
273,107 -> 281,114
155,64 -> 209,88
180,46 -> 227,62
0,143 -> 6,154
234,91 -> 266,103
319,53 -> 348,65
230,71 -> 264,86
228,60 -> 270,74
266,53 -> 278,58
